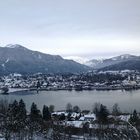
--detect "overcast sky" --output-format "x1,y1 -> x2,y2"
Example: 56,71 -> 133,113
0,0 -> 140,59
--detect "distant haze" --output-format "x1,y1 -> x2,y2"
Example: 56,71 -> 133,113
0,0 -> 140,59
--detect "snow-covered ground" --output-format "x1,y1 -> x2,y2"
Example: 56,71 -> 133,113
8,88 -> 29,93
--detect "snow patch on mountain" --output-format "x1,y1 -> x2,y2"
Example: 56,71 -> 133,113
5,58 -> 9,63
1,64 -> 5,67
5,44 -> 27,51
86,59 -> 103,67
110,54 -> 135,61
5,44 -> 21,48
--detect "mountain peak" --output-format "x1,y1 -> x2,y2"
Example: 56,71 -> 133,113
5,44 -> 27,50
111,54 -> 136,61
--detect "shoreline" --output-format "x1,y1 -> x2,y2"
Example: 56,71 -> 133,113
7,86 -> 140,94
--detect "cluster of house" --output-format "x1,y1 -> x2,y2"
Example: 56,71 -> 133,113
0,70 -> 140,92
52,111 -> 130,128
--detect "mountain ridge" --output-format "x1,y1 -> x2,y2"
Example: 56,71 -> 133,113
0,44 -> 90,75
100,58 -> 140,71
66,54 -> 140,71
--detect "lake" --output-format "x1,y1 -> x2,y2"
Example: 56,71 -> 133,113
0,89 -> 140,113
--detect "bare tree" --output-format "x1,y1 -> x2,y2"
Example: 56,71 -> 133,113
112,103 -> 121,118
92,102 -> 101,115
66,103 -> 72,113
49,105 -> 55,113
73,105 -> 81,113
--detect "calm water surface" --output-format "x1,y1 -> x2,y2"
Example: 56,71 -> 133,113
0,90 -> 140,112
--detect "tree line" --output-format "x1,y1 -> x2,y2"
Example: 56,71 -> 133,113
0,99 -> 140,140
0,99 -> 54,140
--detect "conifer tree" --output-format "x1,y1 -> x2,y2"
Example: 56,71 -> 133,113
30,102 -> 42,122
96,104 -> 109,124
43,105 -> 51,121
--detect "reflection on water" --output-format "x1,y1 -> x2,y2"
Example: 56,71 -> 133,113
0,90 -> 140,112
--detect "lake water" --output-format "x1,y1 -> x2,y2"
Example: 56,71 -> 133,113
0,90 -> 140,113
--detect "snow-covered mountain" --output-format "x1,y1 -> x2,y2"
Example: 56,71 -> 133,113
65,54 -> 139,70
101,57 -> 140,71
2,45 -> 138,74
64,56 -> 102,68
86,54 -> 138,69
64,56 -> 89,64
85,59 -> 103,68
0,44 -> 89,75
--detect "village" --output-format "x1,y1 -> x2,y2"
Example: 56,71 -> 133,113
0,70 -> 140,93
